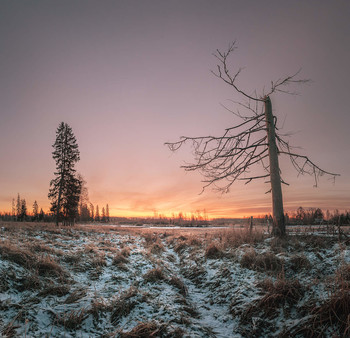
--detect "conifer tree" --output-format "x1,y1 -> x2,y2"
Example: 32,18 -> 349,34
89,203 -> 94,222
48,122 -> 81,226
20,199 -> 27,221
106,204 -> 110,222
95,205 -> 100,222
101,207 -> 106,222
39,208 -> 44,221
16,193 -> 21,221
32,200 -> 39,221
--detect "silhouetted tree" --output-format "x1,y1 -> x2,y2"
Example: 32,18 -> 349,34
106,204 -> 110,222
39,208 -> 44,221
48,122 -> 81,226
101,207 -> 106,222
166,42 -> 338,237
16,193 -> 21,221
32,200 -> 39,221
11,198 -> 15,220
78,174 -> 90,222
19,199 -> 27,221
89,203 -> 94,221
95,205 -> 100,222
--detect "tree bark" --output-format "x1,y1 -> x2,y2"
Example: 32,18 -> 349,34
264,96 -> 285,236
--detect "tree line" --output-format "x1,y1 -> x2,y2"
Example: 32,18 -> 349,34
0,122 -> 110,225
0,192 -> 110,224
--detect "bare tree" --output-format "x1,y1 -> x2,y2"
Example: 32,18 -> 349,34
166,42 -> 339,237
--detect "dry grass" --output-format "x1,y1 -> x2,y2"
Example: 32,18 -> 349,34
118,320 -> 168,337
89,298 -> 110,320
36,255 -> 66,277
214,228 -> 265,249
62,250 -> 84,265
181,264 -> 206,286
121,247 -> 131,257
64,289 -> 87,304
205,243 -> 223,259
110,287 -> 139,325
168,276 -> 188,296
143,267 -> 166,283
16,273 -> 41,291
240,249 -> 283,273
90,254 -> 107,268
149,242 -> 165,255
238,277 -> 304,322
0,242 -> 35,268
38,284 -> 70,297
56,308 -> 87,330
174,240 -> 188,254
289,254 -> 311,272
112,251 -> 129,271
287,289 -> 350,337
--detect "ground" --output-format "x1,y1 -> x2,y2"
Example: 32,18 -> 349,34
0,222 -> 349,337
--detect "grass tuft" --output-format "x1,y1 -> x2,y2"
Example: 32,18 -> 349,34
119,320 -> 168,338
111,287 -> 139,324
56,308 -> 87,330
143,267 -> 166,283
205,243 -> 223,259
240,249 -> 283,273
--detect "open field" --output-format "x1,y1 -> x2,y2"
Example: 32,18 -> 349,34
0,222 -> 350,337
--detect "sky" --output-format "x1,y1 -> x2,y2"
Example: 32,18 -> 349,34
0,0 -> 349,219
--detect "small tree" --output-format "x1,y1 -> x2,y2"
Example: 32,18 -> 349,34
39,208 -> 44,222
89,203 -> 94,222
95,205 -> 100,222
106,204 -> 110,222
19,199 -> 27,221
32,200 -> 39,221
166,42 -> 338,237
48,122 -> 81,226
16,193 -> 21,221
101,207 -> 106,222
78,174 -> 90,222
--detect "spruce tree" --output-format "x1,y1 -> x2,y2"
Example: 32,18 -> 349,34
16,193 -> 21,221
95,205 -> 100,222
32,200 -> 39,221
48,122 -> 81,226
101,207 -> 106,222
106,204 -> 110,222
20,199 -> 27,221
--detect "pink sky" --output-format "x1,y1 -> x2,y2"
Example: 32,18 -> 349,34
0,1 -> 349,218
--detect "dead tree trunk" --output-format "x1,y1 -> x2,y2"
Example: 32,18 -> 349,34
264,96 -> 285,236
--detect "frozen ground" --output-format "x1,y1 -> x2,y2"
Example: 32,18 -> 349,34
0,223 -> 349,337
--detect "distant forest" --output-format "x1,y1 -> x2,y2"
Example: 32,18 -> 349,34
1,203 -> 349,227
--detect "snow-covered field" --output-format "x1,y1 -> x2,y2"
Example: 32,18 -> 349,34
0,223 -> 349,337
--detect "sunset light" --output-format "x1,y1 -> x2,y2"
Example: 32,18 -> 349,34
0,1 -> 349,220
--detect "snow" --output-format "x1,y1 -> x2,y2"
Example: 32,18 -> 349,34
0,225 -> 349,336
